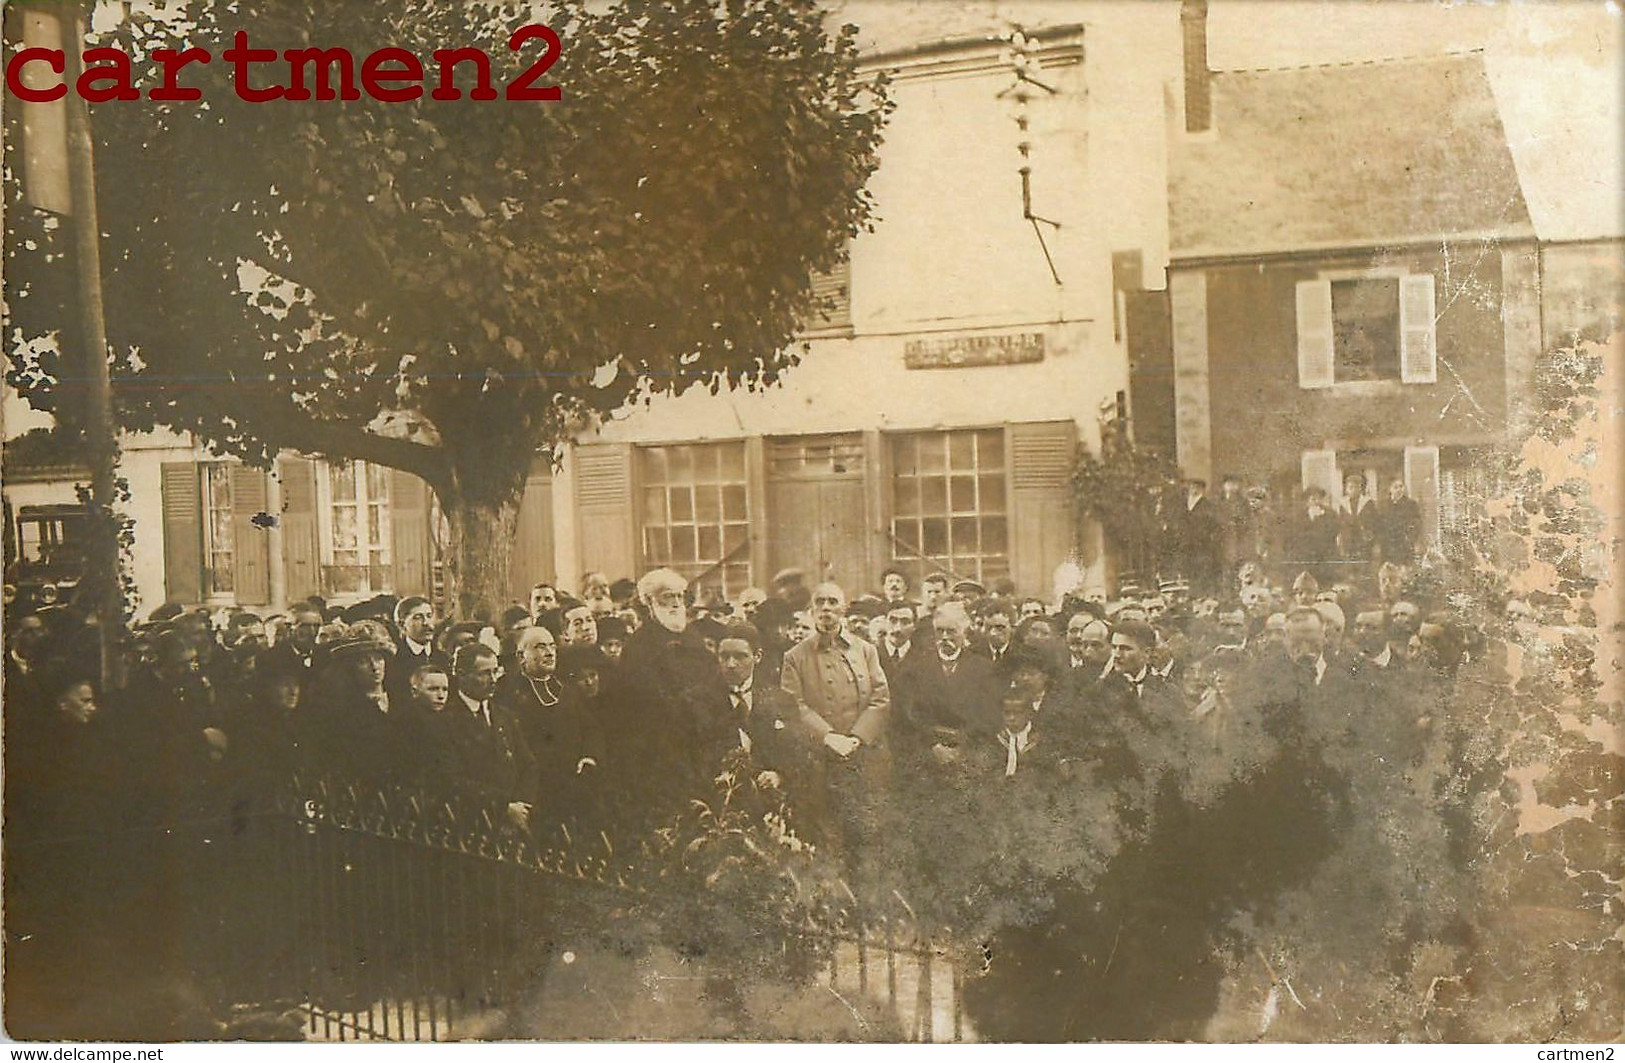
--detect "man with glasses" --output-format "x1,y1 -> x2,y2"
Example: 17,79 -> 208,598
263,603 -> 323,693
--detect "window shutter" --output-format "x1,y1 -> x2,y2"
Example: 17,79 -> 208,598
1009,421 -> 1077,598
229,466 -> 271,605
1400,273 -> 1437,383
277,458 -> 321,603
160,462 -> 203,604
1300,449 -> 1340,499
573,443 -> 636,580
805,257 -> 852,333
390,469 -> 431,597
1404,444 -> 1441,551
509,460 -> 556,601
1295,279 -> 1334,388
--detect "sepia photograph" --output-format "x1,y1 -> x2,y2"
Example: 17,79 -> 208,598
1,0 -> 1621,1045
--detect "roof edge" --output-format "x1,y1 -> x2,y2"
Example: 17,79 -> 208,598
1170,227 -> 1540,267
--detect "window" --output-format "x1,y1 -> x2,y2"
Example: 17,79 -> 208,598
639,442 -> 751,598
890,429 -> 1009,586
202,463 -> 235,598
319,460 -> 393,596
802,255 -> 852,335
1331,277 -> 1401,382
1297,271 -> 1436,387
1439,451 -> 1495,554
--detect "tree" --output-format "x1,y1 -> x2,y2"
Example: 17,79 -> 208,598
1070,430 -> 1184,580
4,0 -> 888,617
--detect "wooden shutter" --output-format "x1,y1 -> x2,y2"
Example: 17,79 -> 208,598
574,443 -> 636,580
1295,279 -> 1334,388
1404,444 -> 1441,551
230,466 -> 271,605
509,460 -> 556,602
1300,449 -> 1340,499
277,457 -> 321,603
1009,421 -> 1077,598
390,469 -> 431,596
1400,273 -> 1438,383
160,462 -> 203,604
806,257 -> 852,333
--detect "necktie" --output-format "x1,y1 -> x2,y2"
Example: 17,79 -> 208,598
999,729 -> 1029,777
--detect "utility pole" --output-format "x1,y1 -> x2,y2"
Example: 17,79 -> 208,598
63,1 -> 121,688
18,0 -> 122,685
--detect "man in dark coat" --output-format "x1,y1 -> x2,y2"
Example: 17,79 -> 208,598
1286,487 -> 1342,587
894,601 -> 1002,772
437,643 -> 535,829
973,600 -> 1018,682
385,595 -> 443,706
617,568 -> 731,814
715,622 -> 812,786
260,602 -> 323,693
1375,478 -> 1423,564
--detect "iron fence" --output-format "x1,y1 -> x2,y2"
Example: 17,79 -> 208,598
210,776 -> 969,1041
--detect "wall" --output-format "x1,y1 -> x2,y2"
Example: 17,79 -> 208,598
1540,240 -> 1625,349
1184,244 -> 1510,488
588,320 -> 1106,448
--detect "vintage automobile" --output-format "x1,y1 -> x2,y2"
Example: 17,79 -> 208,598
4,502 -> 90,612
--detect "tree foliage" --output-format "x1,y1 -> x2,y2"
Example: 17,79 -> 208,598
4,0 -> 889,613
1070,430 -> 1184,572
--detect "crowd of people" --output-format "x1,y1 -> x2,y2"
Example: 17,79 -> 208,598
4,519 -> 1495,1036
1142,470 -> 1427,596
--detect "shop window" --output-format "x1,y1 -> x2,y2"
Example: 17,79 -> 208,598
639,442 -> 751,598
890,428 -> 1009,586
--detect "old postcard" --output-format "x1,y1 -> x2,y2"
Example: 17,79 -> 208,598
2,0 -> 1620,1044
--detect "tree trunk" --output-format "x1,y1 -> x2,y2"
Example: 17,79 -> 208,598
441,492 -> 522,623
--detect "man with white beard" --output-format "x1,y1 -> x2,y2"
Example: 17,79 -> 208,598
617,568 -> 732,815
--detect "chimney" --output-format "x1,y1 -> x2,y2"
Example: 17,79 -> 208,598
1181,0 -> 1211,134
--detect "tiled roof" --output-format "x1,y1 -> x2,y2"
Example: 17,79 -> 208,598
1169,52 -> 1534,260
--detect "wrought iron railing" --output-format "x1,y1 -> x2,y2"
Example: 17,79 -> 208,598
204,775 -> 969,1042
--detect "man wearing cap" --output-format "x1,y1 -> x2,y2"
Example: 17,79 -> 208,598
953,578 -> 986,603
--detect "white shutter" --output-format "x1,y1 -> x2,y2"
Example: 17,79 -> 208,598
1300,449 -> 1340,499
1404,444 -> 1441,551
1295,280 -> 1335,388
1400,273 -> 1438,383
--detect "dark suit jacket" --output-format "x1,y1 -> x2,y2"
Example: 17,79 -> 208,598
385,642 -> 444,707
878,641 -> 914,688
1376,496 -> 1423,563
972,642 -> 1019,685
895,652 -> 1002,752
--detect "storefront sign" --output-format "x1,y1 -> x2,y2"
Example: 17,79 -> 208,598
903,331 -> 1045,370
